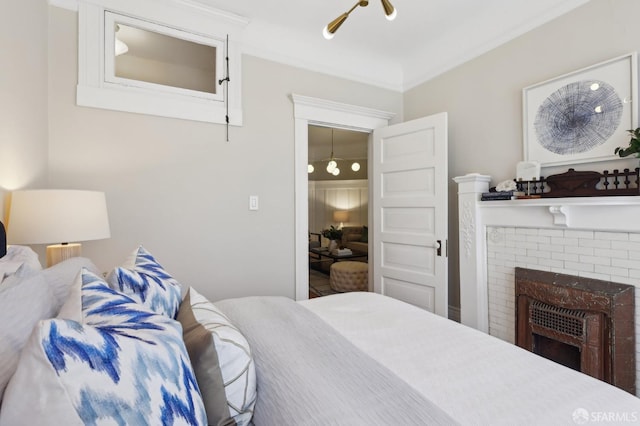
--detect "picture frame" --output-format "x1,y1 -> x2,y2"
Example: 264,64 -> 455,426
523,52 -> 638,167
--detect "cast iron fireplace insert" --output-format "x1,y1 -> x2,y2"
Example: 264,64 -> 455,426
515,267 -> 635,394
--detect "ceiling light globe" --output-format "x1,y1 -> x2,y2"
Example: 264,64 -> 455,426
322,26 -> 335,40
326,163 -> 335,173
115,38 -> 129,56
385,8 -> 397,20
332,168 -> 340,176
308,164 -> 315,173
351,162 -> 361,172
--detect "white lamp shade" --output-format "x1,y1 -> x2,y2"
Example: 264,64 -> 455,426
333,210 -> 349,223
8,190 -> 111,245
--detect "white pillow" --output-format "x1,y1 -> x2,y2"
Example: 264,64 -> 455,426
0,257 -> 99,402
0,268 -> 55,402
0,270 -> 207,425
2,257 -> 100,319
44,257 -> 100,311
0,245 -> 42,284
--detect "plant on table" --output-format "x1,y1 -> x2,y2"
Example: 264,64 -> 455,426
321,225 -> 343,241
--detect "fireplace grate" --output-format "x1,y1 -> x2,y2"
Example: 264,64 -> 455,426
530,300 -> 586,337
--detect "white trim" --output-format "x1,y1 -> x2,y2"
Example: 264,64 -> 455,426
75,1 -> 245,125
292,94 -> 394,301
401,0 -> 591,90
76,85 -> 243,125
104,12 -> 225,103
51,0 -> 250,27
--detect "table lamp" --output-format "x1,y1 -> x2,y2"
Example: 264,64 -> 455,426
333,210 -> 349,228
7,189 -> 110,267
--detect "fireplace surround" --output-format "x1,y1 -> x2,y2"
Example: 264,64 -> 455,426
454,173 -> 640,394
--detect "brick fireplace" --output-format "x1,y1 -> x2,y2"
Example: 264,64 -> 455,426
454,173 -> 640,395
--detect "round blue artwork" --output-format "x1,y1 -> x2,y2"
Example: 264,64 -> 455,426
534,80 -> 623,155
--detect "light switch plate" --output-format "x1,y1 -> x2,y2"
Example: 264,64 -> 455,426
249,195 -> 259,210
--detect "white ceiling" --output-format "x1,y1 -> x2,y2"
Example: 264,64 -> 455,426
193,0 -> 589,91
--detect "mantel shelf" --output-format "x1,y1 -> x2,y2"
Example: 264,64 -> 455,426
477,196 -> 640,232
480,195 -> 640,208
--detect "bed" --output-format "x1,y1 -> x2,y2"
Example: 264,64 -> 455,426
1,221 -> 639,425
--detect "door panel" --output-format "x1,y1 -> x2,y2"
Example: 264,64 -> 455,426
383,276 -> 435,312
383,207 -> 435,235
383,169 -> 435,198
372,112 -> 448,317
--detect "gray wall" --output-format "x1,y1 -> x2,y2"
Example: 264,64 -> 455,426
404,0 -> 640,310
0,2 -> 49,217
44,7 -> 403,302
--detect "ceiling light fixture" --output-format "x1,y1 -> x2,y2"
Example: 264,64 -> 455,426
326,129 -> 340,176
381,0 -> 397,20
115,24 -> 129,56
323,0 -> 397,40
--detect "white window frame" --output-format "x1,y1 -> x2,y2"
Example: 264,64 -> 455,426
104,11 -> 225,103
73,0 -> 245,125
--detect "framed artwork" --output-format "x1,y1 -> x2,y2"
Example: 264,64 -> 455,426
523,52 -> 638,167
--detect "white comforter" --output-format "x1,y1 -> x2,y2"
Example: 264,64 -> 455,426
301,292 -> 640,425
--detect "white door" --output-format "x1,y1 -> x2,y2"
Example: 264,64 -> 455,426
372,112 -> 448,317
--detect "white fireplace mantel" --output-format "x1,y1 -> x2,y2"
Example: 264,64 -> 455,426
453,173 -> 640,332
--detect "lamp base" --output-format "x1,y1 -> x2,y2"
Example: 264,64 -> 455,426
46,243 -> 82,267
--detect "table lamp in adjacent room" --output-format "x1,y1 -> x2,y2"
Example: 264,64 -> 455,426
333,210 -> 349,228
7,189 -> 111,267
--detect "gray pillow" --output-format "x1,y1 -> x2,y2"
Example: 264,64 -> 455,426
177,288 -> 257,426
177,289 -> 237,426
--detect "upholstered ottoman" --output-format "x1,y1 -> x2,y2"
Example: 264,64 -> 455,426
329,261 -> 368,292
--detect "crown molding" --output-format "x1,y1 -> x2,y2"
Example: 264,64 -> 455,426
402,0 -> 590,91
49,0 -> 249,27
50,0 -> 590,93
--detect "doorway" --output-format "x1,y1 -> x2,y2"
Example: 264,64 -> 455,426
308,125 -> 369,297
291,94 -> 395,301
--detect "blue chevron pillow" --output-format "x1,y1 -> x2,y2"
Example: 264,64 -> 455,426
107,246 -> 182,318
0,270 -> 207,426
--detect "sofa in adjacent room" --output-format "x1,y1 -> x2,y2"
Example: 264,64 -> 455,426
340,226 -> 368,254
